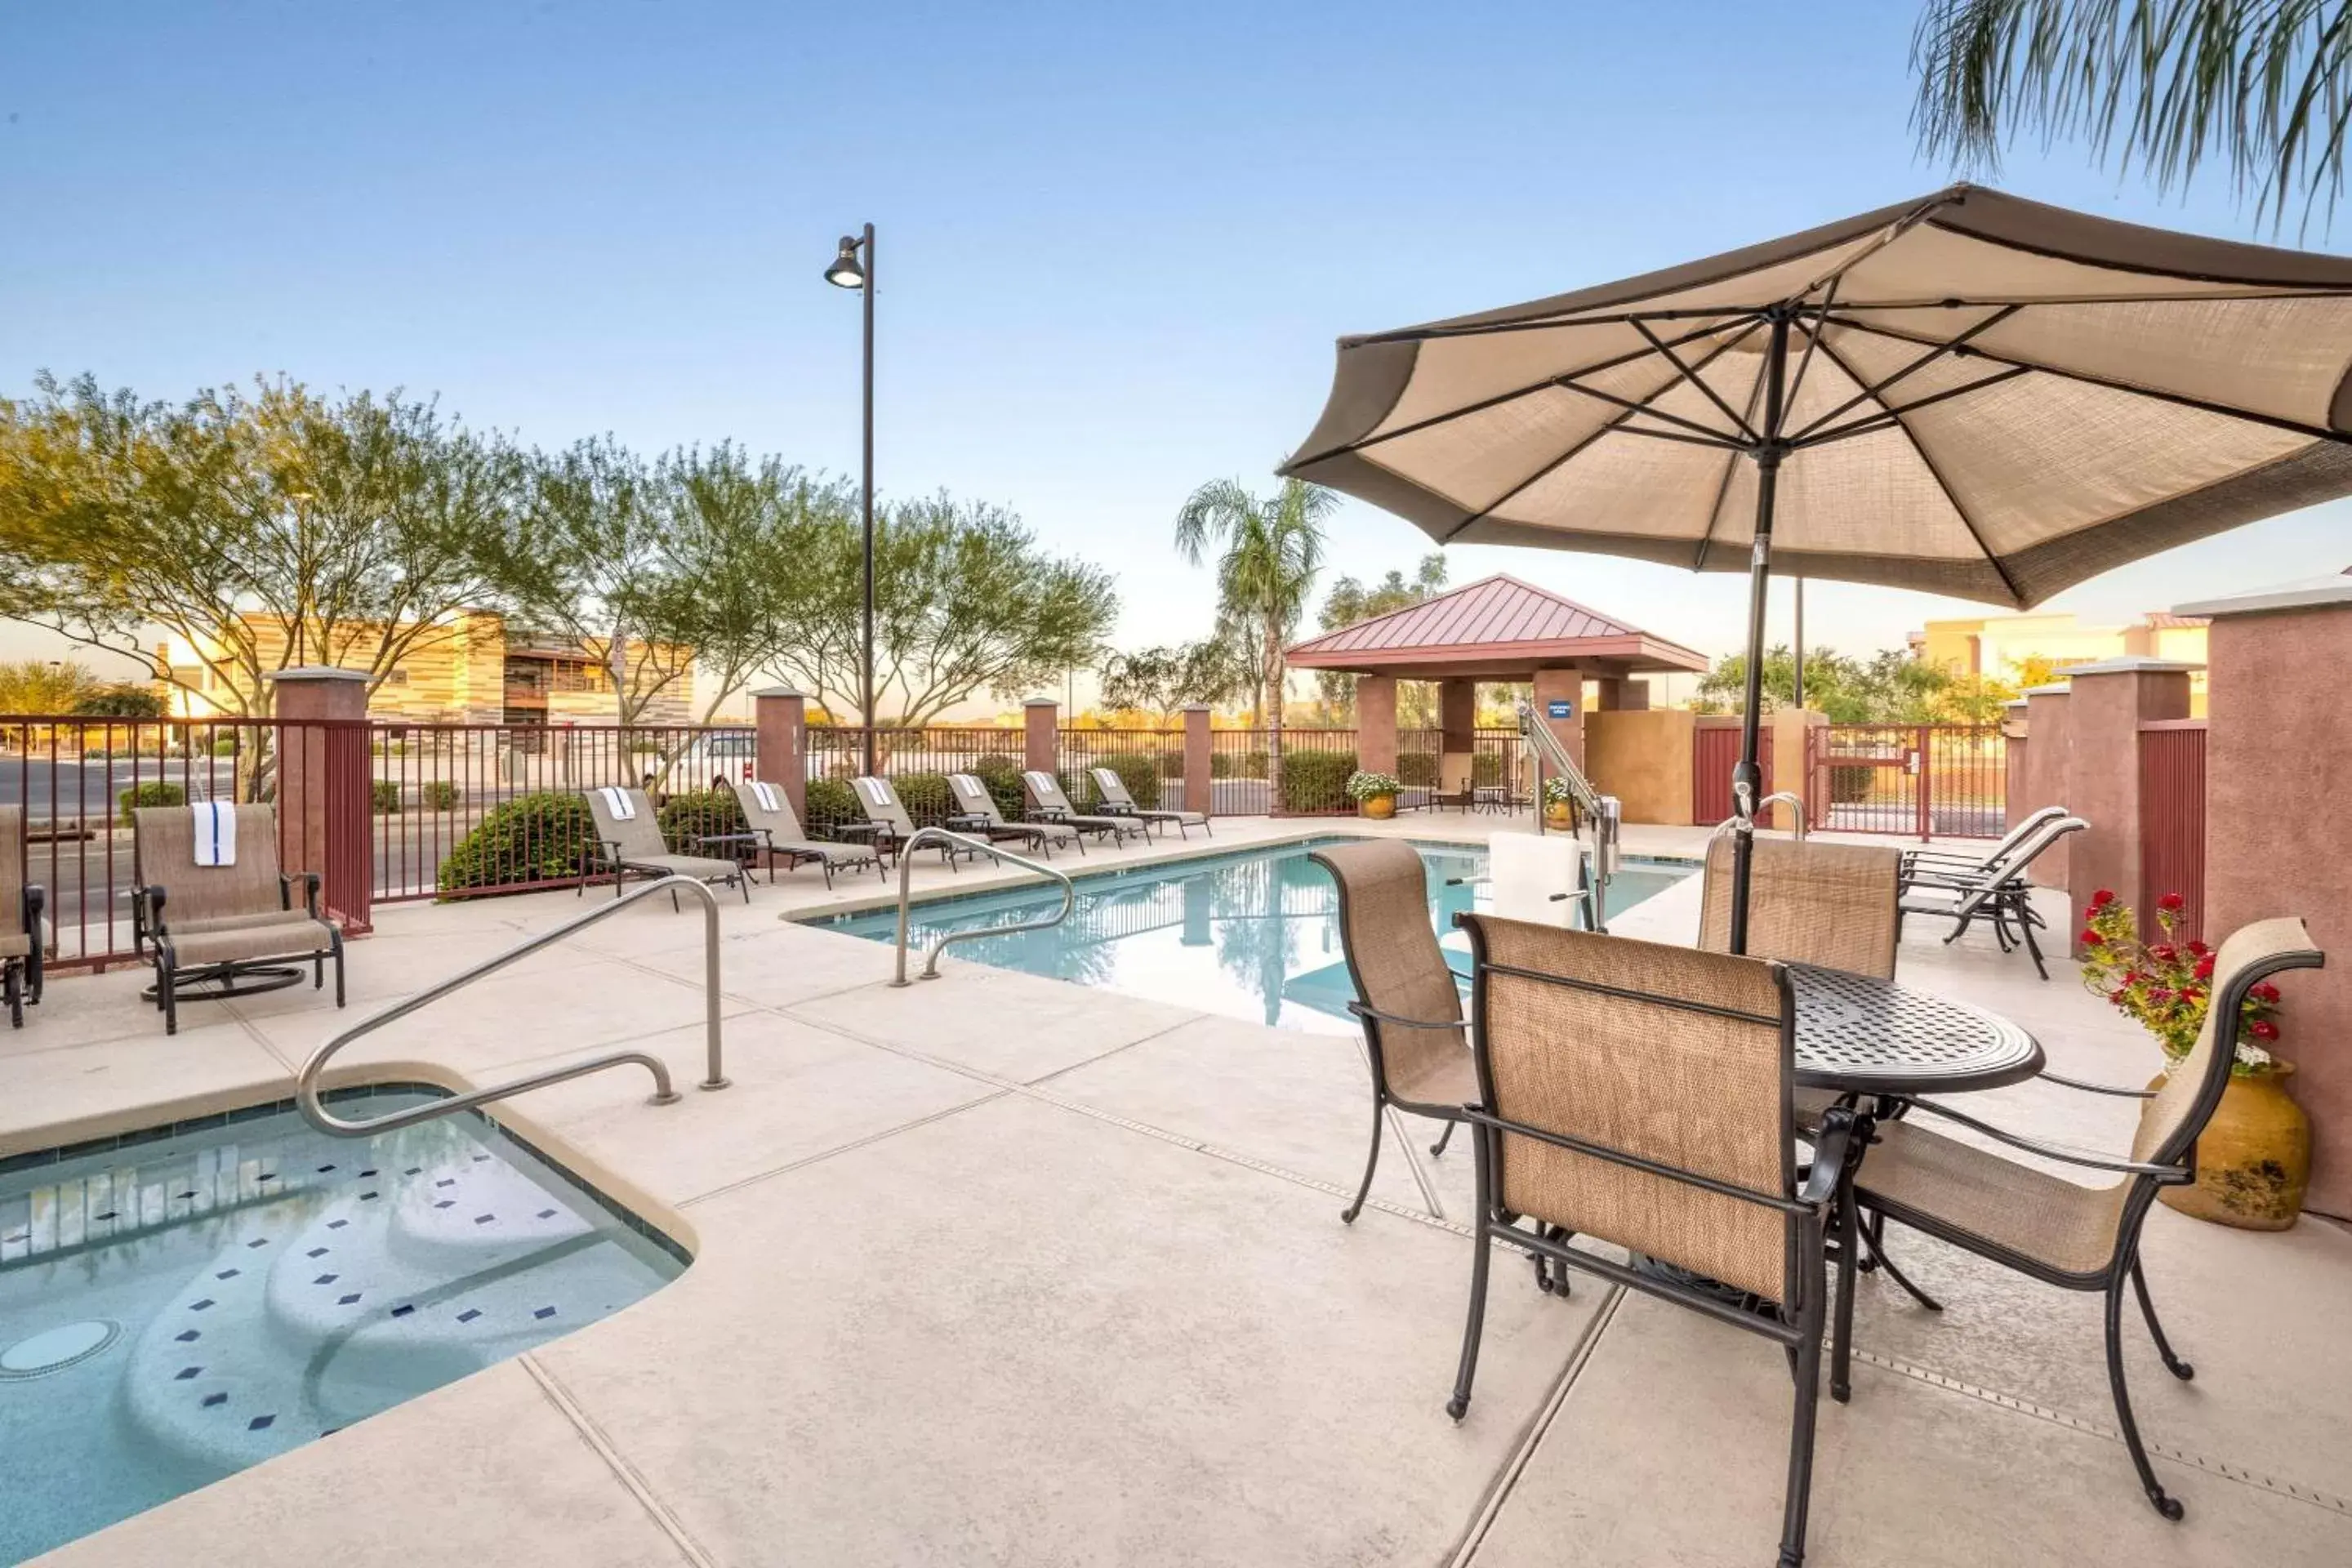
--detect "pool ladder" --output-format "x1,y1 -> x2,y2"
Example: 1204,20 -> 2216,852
294,873 -> 729,1138
889,826 -> 1076,987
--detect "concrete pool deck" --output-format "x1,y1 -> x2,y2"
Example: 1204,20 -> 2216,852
4,813 -> 2349,1566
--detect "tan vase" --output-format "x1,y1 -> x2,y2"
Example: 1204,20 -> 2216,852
1360,795 -> 1396,821
1544,803 -> 1572,830
2153,1062 -> 2310,1230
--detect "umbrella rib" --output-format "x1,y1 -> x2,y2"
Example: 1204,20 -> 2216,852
1779,276 -> 1838,416
1818,288 -> 2352,310
1691,347 -> 1775,571
1821,314 -> 2352,448
1438,323 -> 1767,542
1786,305 -> 2023,443
1802,332 -> 2030,608
1793,365 -> 2034,447
1632,319 -> 1758,442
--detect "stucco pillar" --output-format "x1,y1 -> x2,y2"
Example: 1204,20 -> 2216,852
2185,579 -> 2352,1218
1594,676 -> 1649,712
1182,703 -> 1213,818
2001,699 -> 2030,831
2063,658 -> 2195,951
2022,684 -> 2074,891
1438,679 -> 1477,757
1530,666 -> 1584,769
751,687 -> 807,822
1770,709 -> 1825,831
1024,697 -> 1059,776
265,666 -> 372,937
1356,675 -> 1398,777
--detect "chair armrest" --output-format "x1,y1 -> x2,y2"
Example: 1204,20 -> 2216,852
2037,1069 -> 2157,1099
280,871 -> 322,917
691,832 -> 760,849
1798,1106 -> 1859,1207
140,885 -> 170,941
22,884 -> 45,966
1344,1000 -> 1462,1031
1900,1097 -> 2187,1178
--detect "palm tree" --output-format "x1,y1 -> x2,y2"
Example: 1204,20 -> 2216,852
1174,478 -> 1336,811
1913,2 -> 2352,232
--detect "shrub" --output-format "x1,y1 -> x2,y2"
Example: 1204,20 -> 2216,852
420,779 -> 461,811
1090,751 -> 1162,810
118,781 -> 186,826
372,780 -> 402,815
1279,748 -> 1358,813
1209,748 -> 1269,780
210,737 -> 239,757
804,777 -> 860,834
73,684 -> 166,718
1158,748 -> 1185,781
437,791 -> 594,893
1472,750 -> 1504,787
1829,765 -> 1876,806
891,770 -> 956,825
970,752 -> 1027,819
1396,752 -> 1438,787
657,786 -> 745,851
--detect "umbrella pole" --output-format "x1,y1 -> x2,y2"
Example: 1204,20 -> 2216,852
1728,314 -> 1791,956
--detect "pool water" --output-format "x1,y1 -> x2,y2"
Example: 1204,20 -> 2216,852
0,1090 -> 684,1562
822,838 -> 1691,1035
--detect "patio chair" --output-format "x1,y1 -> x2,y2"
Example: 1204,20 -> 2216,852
728,779 -> 882,888
1307,840 -> 1477,1226
1449,913 -> 1849,1568
579,786 -> 750,904
1898,804 -> 2068,890
0,806 -> 45,1028
850,776 -> 974,870
133,804 -> 345,1036
1089,766 -> 1209,840
1898,814 -> 2087,978
945,773 -> 1082,858
1022,771 -> 1149,848
1436,752 -> 1475,813
1699,835 -> 1902,979
1851,915 -> 2322,1523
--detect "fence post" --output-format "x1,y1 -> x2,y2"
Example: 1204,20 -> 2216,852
752,687 -> 807,823
265,666 -> 372,938
2060,657 -> 2195,953
1183,704 -> 1213,818
1024,697 -> 1059,777
1769,709 -> 1820,831
2001,700 -> 2029,831
2021,684 -> 2074,892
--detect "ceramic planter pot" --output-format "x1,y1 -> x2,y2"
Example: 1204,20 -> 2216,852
1544,803 -> 1573,830
2152,1062 -> 2310,1230
1359,795 -> 1396,821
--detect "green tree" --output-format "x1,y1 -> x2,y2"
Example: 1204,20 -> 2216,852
1098,639 -> 1248,723
1174,477 -> 1337,805
1313,553 -> 1447,721
1913,1 -> 2352,229
72,684 -> 167,718
0,659 -> 104,715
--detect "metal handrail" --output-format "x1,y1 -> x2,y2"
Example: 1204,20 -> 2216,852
296,873 -> 728,1138
1513,699 -> 1605,818
893,826 -> 1076,986
1709,791 -> 1811,844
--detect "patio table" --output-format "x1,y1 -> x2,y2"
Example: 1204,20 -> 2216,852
1787,963 -> 2043,1098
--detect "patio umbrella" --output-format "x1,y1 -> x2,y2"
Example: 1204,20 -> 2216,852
1279,184 -> 2352,951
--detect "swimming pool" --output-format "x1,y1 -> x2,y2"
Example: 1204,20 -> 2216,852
0,1089 -> 684,1561
819,837 -> 1692,1035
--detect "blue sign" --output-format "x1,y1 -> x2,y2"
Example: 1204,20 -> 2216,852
1546,699 -> 1574,719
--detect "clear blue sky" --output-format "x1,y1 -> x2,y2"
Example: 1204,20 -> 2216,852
5,0 -> 2347,691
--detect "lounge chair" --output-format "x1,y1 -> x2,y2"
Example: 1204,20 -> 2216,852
1852,916 -> 2321,1522
1,806 -> 45,1028
728,779 -> 882,888
849,776 -> 973,870
945,773 -> 1081,858
1310,841 -> 1477,1226
134,804 -> 344,1036
1899,804 -> 2069,890
579,786 -> 750,904
1898,814 -> 2087,978
1449,914 -> 1848,1568
1022,771 -> 1149,847
1435,752 -> 1475,813
1089,767 -> 1209,840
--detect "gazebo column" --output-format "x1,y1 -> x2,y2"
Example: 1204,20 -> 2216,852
1356,674 -> 1398,775
1531,665 -> 1585,768
1439,678 -> 1477,758
1594,676 -> 1648,711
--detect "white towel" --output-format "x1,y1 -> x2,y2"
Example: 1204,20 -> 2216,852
749,780 -> 781,813
856,777 -> 888,806
599,786 -> 636,821
192,801 -> 237,867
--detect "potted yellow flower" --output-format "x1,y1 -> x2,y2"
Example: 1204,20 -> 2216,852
2078,889 -> 2307,1229
1345,769 -> 1401,820
1540,776 -> 1578,831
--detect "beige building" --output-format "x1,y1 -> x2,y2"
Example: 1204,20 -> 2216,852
1912,609 -> 2209,715
158,612 -> 697,726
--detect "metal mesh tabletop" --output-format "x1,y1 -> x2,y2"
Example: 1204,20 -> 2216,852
1788,964 -> 2042,1095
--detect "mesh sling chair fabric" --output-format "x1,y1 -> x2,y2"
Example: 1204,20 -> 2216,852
1900,804 -> 2068,889
0,806 -> 44,1027
1022,772 -> 1149,846
133,804 -> 342,1036
1307,841 -> 1476,1225
1899,815 -> 2087,978
728,781 -> 882,887
1089,767 -> 1209,838
1699,836 -> 1902,979
1451,914 -> 1846,1568
850,776 -> 971,869
1854,916 -> 2322,1523
945,774 -> 1081,857
580,788 -> 748,902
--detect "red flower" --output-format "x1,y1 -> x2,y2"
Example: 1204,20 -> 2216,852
2158,892 -> 2185,912
2252,982 -> 2282,1004
2145,987 -> 2172,1004
2252,1019 -> 2281,1042
2091,889 -> 2117,908
2079,930 -> 2104,947
2187,940 -> 2212,957
2149,943 -> 2178,964
2180,987 -> 2203,1006
2194,954 -> 2215,979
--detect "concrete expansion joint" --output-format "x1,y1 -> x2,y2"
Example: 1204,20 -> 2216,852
519,1353 -> 719,1568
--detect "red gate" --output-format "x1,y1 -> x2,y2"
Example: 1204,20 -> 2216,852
1807,724 -> 2007,840
1692,721 -> 1771,823
2138,720 -> 2207,942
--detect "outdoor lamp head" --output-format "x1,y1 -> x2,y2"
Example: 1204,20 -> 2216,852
824,236 -> 866,289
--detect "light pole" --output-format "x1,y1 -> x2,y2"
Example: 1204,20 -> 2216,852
825,225 -> 877,776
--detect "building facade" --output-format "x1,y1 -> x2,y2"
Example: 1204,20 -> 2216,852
1913,609 -> 2209,714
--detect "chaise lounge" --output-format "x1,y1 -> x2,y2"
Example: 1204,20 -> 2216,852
580,786 -> 751,904
728,779 -> 883,888
134,802 -> 344,1036
1,805 -> 46,1028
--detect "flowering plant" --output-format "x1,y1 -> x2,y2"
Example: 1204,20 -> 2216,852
1541,776 -> 1578,806
2078,890 -> 2283,1076
1343,769 -> 1401,802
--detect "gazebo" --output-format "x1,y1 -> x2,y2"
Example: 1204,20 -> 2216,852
1285,573 -> 1707,778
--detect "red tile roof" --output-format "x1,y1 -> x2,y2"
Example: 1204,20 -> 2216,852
1286,573 -> 1706,673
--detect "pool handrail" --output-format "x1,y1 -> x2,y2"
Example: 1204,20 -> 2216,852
892,826 -> 1076,987
1710,791 -> 1811,843
295,872 -> 727,1138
